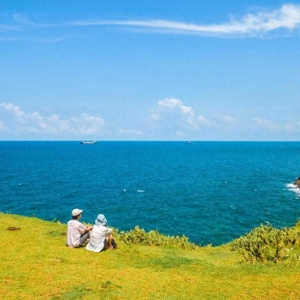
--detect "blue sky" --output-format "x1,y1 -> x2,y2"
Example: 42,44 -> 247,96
0,0 -> 300,141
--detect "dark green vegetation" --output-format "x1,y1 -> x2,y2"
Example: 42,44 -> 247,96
114,225 -> 197,250
231,223 -> 300,263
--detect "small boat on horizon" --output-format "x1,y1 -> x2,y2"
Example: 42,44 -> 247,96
80,141 -> 97,145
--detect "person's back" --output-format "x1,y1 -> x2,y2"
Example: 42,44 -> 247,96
86,224 -> 112,252
67,219 -> 85,247
86,214 -> 113,252
66,208 -> 93,248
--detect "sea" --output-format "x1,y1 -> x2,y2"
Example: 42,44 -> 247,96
1,141 -> 300,246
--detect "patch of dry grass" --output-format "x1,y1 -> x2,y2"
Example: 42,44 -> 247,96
1,213 -> 300,299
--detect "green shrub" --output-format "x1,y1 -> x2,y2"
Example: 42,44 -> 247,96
113,226 -> 198,250
231,224 -> 300,263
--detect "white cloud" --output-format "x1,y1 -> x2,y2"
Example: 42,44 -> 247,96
13,13 -> 33,25
39,37 -> 67,43
284,124 -> 293,133
197,115 -> 211,125
47,114 -> 70,133
176,130 -> 185,137
0,24 -> 19,33
0,20 -> 20,42
77,114 -> 105,135
28,127 -> 38,133
119,127 -> 143,135
1,102 -> 26,120
150,98 -> 194,125
217,114 -> 236,123
149,109 -> 160,121
3,4 -> 300,40
0,103 -> 13,110
45,113 -> 105,135
253,116 -> 268,124
150,98 -> 212,129
0,119 -> 10,132
0,102 -> 105,136
253,117 -> 280,132
70,4 -> 300,37
252,116 -> 296,133
157,98 -> 194,116
30,112 -> 49,129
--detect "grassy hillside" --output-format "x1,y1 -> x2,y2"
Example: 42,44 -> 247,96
2,213 -> 300,299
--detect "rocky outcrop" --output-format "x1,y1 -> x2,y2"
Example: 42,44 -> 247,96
294,177 -> 300,187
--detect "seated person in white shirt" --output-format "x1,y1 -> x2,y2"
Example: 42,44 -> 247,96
66,208 -> 93,248
86,214 -> 115,252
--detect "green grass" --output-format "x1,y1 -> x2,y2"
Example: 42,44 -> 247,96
2,212 -> 300,299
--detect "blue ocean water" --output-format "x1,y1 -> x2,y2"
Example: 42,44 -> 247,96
1,141 -> 300,246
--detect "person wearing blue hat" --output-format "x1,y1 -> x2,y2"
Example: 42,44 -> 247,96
86,214 -> 116,252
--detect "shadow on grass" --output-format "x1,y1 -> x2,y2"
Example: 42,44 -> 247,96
52,282 -> 122,300
134,255 -> 200,270
52,285 -> 90,300
47,230 -> 66,237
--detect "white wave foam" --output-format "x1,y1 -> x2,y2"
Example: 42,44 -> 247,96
137,190 -> 145,193
286,183 -> 300,195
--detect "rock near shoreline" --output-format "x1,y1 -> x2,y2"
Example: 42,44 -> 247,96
294,177 -> 300,187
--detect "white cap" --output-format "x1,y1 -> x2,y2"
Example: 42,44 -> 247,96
72,208 -> 83,217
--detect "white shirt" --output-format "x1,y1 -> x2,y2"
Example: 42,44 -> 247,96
67,219 -> 86,247
86,225 -> 112,252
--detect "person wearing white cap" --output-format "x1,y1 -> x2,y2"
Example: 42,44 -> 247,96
66,208 -> 93,248
86,214 -> 116,252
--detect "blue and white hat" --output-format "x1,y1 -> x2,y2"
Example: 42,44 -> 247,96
95,214 -> 107,226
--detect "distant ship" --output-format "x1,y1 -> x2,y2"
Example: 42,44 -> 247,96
80,141 -> 97,145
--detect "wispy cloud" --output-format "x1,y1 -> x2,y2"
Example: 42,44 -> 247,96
39,36 -> 67,43
197,115 -> 212,126
3,4 -> 300,40
252,116 -> 298,133
69,4 -> 300,37
0,24 -> 19,33
1,102 -> 105,136
118,127 -> 143,135
13,13 -> 36,26
0,13 -> 68,43
216,114 -> 237,124
12,13 -> 64,29
253,116 -> 277,129
0,37 -> 22,42
0,17 -> 21,43
0,120 -> 6,131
